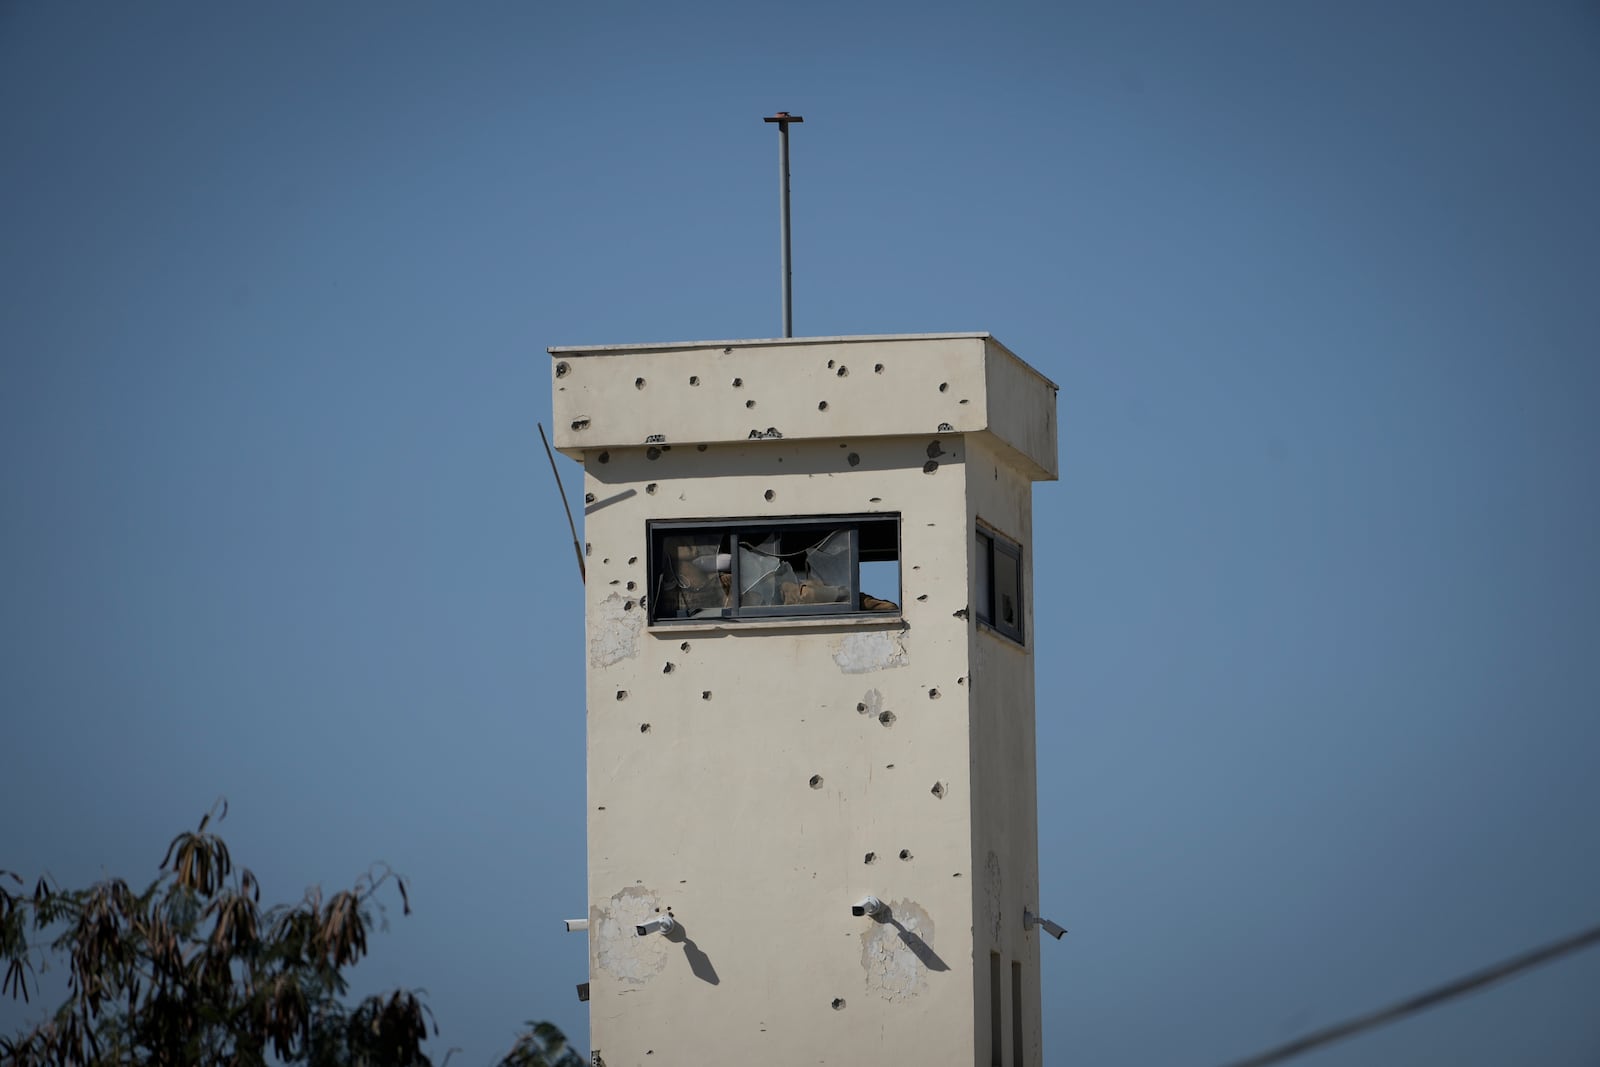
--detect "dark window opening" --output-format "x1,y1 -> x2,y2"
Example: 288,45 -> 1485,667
649,515 -> 900,623
976,525 -> 1024,645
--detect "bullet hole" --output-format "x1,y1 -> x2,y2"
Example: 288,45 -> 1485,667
697,443 -> 708,451
958,676 -> 966,685
869,496 -> 882,503
701,690 -> 713,700
827,359 -> 835,369
732,377 -> 744,387
601,556 -> 609,564
626,580 -> 636,591
646,446 -> 662,461
598,451 -> 610,464
584,492 -> 595,503
953,872 -> 962,878
616,690 -> 628,701
608,579 -> 619,586
886,763 -> 895,769
847,453 -> 860,467
926,441 -> 945,458
818,401 -> 828,411
585,543 -> 592,556
723,346 -> 733,354
555,361 -> 570,377
959,398 -> 970,404
899,849 -> 912,861
679,641 -> 691,652
663,663 -> 675,674
864,852 -> 877,864
929,688 -> 941,700
923,460 -> 939,474
836,365 -> 849,377
628,556 -> 638,564
635,377 -> 647,389
939,382 -> 948,392
831,998 -> 846,1011
764,489 -> 776,501
873,363 -> 884,373
931,782 -> 946,799
878,710 -> 896,727
953,607 -> 969,620
856,702 -> 867,713
571,417 -> 590,431
640,723 -> 651,733
809,774 -> 823,789
746,399 -> 756,408
597,806 -> 605,810
689,375 -> 700,386
645,483 -> 657,495
916,594 -> 928,602
623,600 -> 636,611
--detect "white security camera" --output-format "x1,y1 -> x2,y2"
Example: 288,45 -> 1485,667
563,919 -> 589,933
636,915 -> 677,936
851,896 -> 885,917
1024,908 -> 1067,940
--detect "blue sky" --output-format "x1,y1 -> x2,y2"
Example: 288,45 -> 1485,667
3,2 -> 1598,1063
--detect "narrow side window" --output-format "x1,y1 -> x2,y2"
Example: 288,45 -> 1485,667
975,524 -> 1024,645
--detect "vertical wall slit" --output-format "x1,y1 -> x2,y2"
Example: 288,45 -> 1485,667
990,952 -> 1003,1067
1011,960 -> 1024,1067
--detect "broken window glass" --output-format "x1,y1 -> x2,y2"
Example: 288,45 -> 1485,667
648,516 -> 899,623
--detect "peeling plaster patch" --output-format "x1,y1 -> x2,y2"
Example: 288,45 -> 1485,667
590,593 -> 644,668
593,887 -> 670,985
860,899 -> 937,1001
985,851 -> 1004,945
858,689 -> 883,717
833,631 -> 908,674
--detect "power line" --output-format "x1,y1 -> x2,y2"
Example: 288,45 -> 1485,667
1212,921 -> 1600,1067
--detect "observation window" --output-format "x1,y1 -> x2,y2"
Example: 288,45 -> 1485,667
975,525 -> 1024,644
649,515 -> 900,624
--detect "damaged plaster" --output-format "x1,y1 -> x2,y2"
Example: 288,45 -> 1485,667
592,886 -> 670,984
832,630 -> 908,674
860,899 -> 940,1001
590,591 -> 644,668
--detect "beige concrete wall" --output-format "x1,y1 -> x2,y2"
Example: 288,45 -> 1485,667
559,333 -> 1057,1066
581,433 -> 982,1066
549,334 -> 1057,481
965,433 -> 1045,1067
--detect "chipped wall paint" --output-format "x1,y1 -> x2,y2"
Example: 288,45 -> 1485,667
832,629 -> 909,674
557,335 -> 1055,1066
592,886 -> 670,984
589,592 -> 643,668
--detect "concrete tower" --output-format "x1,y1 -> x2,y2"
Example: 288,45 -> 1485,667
550,333 -> 1058,1066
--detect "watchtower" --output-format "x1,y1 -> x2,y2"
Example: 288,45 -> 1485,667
549,332 -> 1058,1066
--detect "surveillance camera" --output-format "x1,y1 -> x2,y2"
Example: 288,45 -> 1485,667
636,915 -> 677,937
1024,908 -> 1067,940
851,896 -> 885,918
563,919 -> 589,933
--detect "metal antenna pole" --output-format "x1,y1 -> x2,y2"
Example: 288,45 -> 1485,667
763,111 -> 803,338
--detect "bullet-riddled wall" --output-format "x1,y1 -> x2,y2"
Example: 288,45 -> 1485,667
550,334 -> 1057,1067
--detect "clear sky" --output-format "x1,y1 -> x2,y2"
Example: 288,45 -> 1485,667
3,2 -> 1598,1064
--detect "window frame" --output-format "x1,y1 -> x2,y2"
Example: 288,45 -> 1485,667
975,523 -> 1025,645
647,513 -> 902,626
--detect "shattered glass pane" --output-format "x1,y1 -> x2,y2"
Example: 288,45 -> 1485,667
655,532 -> 731,618
739,528 -> 851,609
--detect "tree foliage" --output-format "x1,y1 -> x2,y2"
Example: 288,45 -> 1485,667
1,806 -> 582,1067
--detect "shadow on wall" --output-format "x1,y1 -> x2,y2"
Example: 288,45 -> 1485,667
880,908 -> 949,973
666,922 -> 721,985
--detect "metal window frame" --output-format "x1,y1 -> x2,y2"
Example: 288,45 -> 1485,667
647,513 -> 901,625
976,523 -> 1025,646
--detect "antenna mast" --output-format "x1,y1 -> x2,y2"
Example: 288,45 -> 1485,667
763,111 -> 803,338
